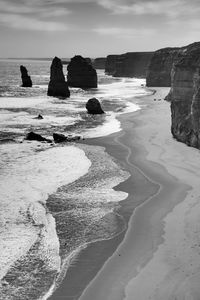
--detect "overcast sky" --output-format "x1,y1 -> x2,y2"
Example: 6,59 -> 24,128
0,0 -> 200,58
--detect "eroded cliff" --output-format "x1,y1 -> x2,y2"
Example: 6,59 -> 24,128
170,42 -> 200,148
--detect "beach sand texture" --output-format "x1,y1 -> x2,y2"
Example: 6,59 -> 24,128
79,88 -> 200,300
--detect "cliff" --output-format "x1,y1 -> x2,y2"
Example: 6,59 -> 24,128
93,57 -> 106,69
146,47 -> 181,87
170,42 -> 200,148
105,52 -> 153,78
114,52 -> 153,78
67,55 -> 97,88
47,56 -> 70,98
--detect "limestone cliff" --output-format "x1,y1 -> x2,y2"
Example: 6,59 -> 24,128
170,42 -> 200,148
146,47 -> 181,87
105,52 -> 153,78
114,52 -> 153,78
93,57 -> 106,69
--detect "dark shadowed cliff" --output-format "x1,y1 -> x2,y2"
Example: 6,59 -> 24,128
93,57 -> 106,69
170,42 -> 200,149
146,47 -> 182,87
105,52 -> 153,78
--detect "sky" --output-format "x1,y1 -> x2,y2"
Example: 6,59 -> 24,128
0,0 -> 200,58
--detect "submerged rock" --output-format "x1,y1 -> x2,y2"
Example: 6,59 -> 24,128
170,42 -> 200,149
33,114 -> 43,120
67,55 -> 97,88
25,132 -> 52,143
86,98 -> 104,114
47,56 -> 70,98
20,65 -> 32,87
53,133 -> 81,143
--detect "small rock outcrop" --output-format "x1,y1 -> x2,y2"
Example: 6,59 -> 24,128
67,56 -> 97,88
47,56 -> 70,98
170,42 -> 200,149
20,65 -> 32,87
25,132 -> 52,143
86,98 -> 104,114
93,57 -> 106,69
146,47 -> 182,87
53,133 -> 81,143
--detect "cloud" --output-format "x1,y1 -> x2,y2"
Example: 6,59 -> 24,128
97,0 -> 200,17
0,13 -> 68,31
94,26 -> 155,38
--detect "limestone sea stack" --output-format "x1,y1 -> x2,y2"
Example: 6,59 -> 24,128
105,55 -> 119,75
67,55 -> 97,88
170,42 -> 200,149
86,98 -> 104,114
146,47 -> 182,87
20,65 -> 32,87
47,56 -> 70,98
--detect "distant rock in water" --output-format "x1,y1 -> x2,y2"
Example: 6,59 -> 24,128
20,65 -> 32,87
53,133 -> 81,143
34,114 -> 43,120
67,55 -> 97,88
170,42 -> 200,149
25,132 -> 52,143
47,56 -> 70,98
146,47 -> 182,87
86,98 -> 104,114
93,57 -> 106,69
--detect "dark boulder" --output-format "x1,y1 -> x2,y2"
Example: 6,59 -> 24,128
20,65 -> 32,87
67,55 -> 97,88
53,133 -> 81,143
86,98 -> 104,114
25,132 -> 52,143
47,56 -> 70,98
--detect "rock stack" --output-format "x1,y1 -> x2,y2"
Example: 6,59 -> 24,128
67,55 -> 97,88
20,65 -> 32,87
86,98 -> 104,114
47,56 -> 70,98
170,42 -> 200,149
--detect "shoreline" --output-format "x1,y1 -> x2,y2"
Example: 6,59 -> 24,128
49,86 -> 199,300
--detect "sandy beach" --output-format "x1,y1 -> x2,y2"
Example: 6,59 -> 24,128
50,86 -> 200,300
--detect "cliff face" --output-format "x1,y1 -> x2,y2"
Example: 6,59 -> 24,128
105,55 -> 119,75
93,57 -> 106,69
170,42 -> 200,148
146,47 -> 181,87
114,52 -> 153,78
47,56 -> 70,98
67,55 -> 97,88
105,53 -> 153,77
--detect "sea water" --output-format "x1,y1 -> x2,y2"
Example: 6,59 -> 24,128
0,59 -> 150,299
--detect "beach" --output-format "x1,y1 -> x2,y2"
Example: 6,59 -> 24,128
49,87 -> 200,300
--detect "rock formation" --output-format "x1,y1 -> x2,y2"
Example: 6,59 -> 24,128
53,133 -> 81,143
86,98 -> 104,114
105,52 -> 153,78
67,55 -> 97,88
170,42 -> 200,149
47,56 -> 70,98
20,65 -> 32,87
105,55 -> 119,75
25,132 -> 52,143
93,57 -> 106,69
146,47 -> 182,87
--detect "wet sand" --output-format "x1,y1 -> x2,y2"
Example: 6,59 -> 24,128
50,87 -> 200,300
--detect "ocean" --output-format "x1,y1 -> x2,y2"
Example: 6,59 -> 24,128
0,59 -> 150,299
